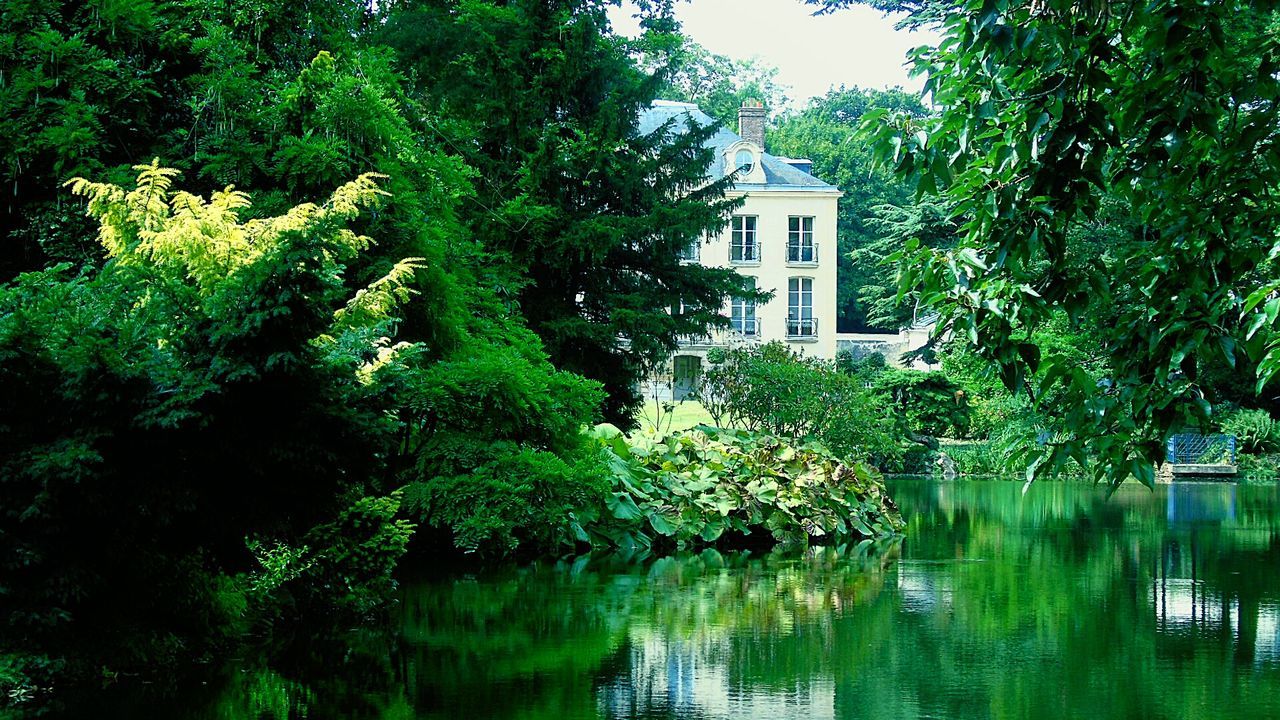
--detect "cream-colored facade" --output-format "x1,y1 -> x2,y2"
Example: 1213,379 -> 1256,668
686,186 -> 842,359
640,100 -> 842,400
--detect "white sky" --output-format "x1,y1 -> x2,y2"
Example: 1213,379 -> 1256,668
608,0 -> 941,109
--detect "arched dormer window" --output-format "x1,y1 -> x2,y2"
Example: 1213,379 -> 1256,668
726,141 -> 764,183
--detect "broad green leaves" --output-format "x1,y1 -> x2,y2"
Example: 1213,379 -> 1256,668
586,425 -> 904,549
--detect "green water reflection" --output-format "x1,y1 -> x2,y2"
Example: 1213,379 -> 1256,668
80,480 -> 1280,719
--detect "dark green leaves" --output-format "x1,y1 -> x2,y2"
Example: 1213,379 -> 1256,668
859,0 -> 1280,487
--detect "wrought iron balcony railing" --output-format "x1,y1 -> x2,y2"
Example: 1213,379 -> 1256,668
730,245 -> 761,264
785,317 -> 818,338
786,242 -> 819,265
730,318 -> 760,337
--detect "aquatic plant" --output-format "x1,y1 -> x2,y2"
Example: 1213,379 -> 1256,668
577,425 -> 904,550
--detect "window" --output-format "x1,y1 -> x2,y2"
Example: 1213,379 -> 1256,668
677,239 -> 700,261
787,216 -> 816,264
730,278 -> 757,336
730,215 -> 759,263
734,148 -> 755,175
787,277 -> 816,337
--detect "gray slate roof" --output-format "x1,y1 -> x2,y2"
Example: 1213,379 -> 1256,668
638,100 -> 839,191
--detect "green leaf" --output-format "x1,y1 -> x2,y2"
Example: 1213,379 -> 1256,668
647,512 -> 678,536
607,492 -> 643,521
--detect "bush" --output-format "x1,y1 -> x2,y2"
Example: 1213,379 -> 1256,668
1238,453 -> 1280,482
1221,408 -> 1280,454
696,342 -> 898,464
403,445 -> 609,555
580,425 -> 904,550
867,367 -> 971,438
0,164 -> 605,695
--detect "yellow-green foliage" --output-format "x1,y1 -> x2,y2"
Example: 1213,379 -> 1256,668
0,165 -> 437,690
66,161 -> 388,298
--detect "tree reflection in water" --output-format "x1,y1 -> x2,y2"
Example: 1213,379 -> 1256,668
62,480 -> 1280,720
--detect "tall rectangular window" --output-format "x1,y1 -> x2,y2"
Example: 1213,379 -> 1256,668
731,278 -> 757,336
730,215 -> 759,263
787,277 -> 815,337
787,216 -> 816,263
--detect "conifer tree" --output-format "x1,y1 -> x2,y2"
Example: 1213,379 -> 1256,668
382,0 -> 756,423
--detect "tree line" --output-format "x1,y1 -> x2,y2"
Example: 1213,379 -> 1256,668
0,0 -> 762,698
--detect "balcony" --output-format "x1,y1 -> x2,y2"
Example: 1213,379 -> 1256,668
729,317 -> 760,338
786,241 -> 819,266
729,245 -> 761,265
677,332 -> 717,347
785,317 -> 818,340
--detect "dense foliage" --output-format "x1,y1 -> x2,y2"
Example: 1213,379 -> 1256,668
0,168 -> 419,689
0,0 -> 789,696
697,342 -> 898,463
869,367 -> 971,439
1221,409 -> 1280,455
815,0 -> 1280,485
581,425 -> 904,550
381,0 -> 756,423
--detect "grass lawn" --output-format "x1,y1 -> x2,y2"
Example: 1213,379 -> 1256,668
634,399 -> 716,434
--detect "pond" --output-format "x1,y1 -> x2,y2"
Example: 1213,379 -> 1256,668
69,479 -> 1280,719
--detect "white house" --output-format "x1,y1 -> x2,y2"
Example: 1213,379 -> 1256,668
639,100 -> 842,400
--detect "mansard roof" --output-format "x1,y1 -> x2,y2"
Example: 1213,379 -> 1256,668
638,100 -> 839,192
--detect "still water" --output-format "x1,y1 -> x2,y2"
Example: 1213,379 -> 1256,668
93,479 -> 1280,719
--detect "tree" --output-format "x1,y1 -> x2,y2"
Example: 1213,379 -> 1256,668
0,165 -> 418,683
0,0 -> 382,278
855,197 -> 957,330
652,41 -> 790,126
823,0 -> 1280,484
697,342 -> 898,463
805,0 -> 959,29
381,0 -> 756,424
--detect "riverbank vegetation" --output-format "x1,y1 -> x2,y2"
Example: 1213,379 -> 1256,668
0,0 -> 760,701
811,0 -> 1280,486
585,425 -> 903,550
0,0 -> 909,703
7,0 -> 1280,707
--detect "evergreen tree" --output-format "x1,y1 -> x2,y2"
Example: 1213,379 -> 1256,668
381,0 -> 755,423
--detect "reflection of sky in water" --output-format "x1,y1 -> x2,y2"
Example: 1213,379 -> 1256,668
1154,578 -> 1235,633
599,634 -> 836,720
895,562 -> 953,615
1257,604 -> 1280,666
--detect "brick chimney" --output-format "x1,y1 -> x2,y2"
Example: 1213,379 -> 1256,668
738,99 -> 766,149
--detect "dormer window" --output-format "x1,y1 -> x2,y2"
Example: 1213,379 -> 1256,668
725,141 -> 764,183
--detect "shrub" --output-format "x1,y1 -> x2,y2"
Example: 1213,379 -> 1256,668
867,368 -> 971,438
580,425 -> 904,550
1221,408 -> 1280,454
696,342 -> 898,463
403,445 -> 609,555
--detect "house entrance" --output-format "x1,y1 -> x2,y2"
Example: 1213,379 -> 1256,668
672,355 -> 702,401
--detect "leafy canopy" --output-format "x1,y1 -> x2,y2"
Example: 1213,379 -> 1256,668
836,0 -> 1280,485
